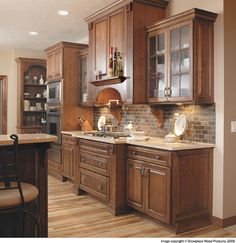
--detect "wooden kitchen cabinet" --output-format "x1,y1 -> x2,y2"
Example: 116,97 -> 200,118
127,145 -> 213,234
62,134 -> 78,182
85,0 -> 168,105
15,58 -> 47,134
147,8 -> 218,104
76,138 -> 128,215
46,47 -> 63,81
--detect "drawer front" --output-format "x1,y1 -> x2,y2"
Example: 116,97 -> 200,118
80,151 -> 109,176
127,146 -> 171,166
48,159 -> 61,177
79,139 -> 111,156
79,168 -> 109,202
62,134 -> 77,145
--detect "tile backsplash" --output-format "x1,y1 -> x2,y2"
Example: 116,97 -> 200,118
94,104 -> 215,144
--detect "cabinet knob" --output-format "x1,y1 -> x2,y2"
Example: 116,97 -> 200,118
155,155 -> 160,160
99,162 -> 103,167
132,151 -> 137,156
81,156 -> 85,162
167,87 -> 172,97
98,185 -> 103,190
164,87 -> 168,97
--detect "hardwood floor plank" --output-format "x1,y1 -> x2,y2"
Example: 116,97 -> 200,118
48,176 -> 236,238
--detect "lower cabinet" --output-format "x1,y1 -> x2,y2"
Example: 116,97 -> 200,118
127,145 -> 213,234
61,134 -> 78,182
76,139 -> 128,215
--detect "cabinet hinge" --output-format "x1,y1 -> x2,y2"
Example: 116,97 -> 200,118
126,3 -> 133,12
88,22 -> 93,31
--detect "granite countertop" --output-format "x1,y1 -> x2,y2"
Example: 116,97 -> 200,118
61,131 -> 214,151
0,134 -> 57,145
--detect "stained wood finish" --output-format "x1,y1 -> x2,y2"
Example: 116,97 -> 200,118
0,75 -> 7,134
62,134 -> 77,182
76,139 -> 128,215
146,8 -> 217,104
48,176 -> 236,238
86,0 -> 167,105
15,58 -> 47,134
0,142 -> 50,237
127,145 -> 213,233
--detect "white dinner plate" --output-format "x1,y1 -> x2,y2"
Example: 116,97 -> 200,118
174,114 -> 188,137
97,115 -> 106,131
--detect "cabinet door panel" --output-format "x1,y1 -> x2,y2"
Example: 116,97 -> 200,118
145,163 -> 171,224
109,9 -> 125,58
54,48 -> 63,79
127,159 -> 144,211
46,52 -> 55,81
62,144 -> 70,178
95,18 -> 108,75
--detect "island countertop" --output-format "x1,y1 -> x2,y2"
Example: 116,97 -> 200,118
0,133 -> 57,145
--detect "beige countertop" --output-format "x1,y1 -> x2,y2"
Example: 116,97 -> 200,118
61,131 -> 214,151
0,134 -> 57,145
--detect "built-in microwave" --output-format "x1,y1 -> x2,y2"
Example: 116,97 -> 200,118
47,81 -> 61,104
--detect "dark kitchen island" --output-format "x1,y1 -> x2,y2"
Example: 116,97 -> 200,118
0,134 -> 57,237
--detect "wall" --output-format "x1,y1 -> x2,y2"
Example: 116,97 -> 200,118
223,0 -> 236,218
0,48 -> 45,133
94,104 -> 215,143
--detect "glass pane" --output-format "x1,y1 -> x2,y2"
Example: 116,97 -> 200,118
171,51 -> 179,75
180,49 -> 190,73
171,75 -> 180,97
180,74 -> 190,97
149,57 -> 156,80
157,78 -> 165,98
149,36 -> 156,56
181,25 -> 190,49
171,28 -> 180,51
157,33 -> 165,53
157,55 -> 164,75
149,78 -> 157,98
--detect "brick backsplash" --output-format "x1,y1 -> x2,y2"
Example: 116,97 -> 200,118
93,104 -> 215,144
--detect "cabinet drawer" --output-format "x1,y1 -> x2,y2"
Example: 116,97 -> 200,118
62,134 -> 77,145
79,139 -> 111,156
127,146 -> 171,166
79,168 -> 109,202
80,151 -> 109,176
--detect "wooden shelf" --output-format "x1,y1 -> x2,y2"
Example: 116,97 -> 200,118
23,111 -> 46,113
24,97 -> 46,101
24,84 -> 47,87
20,126 -> 46,129
91,76 -> 127,87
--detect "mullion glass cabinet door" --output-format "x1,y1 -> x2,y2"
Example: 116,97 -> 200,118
169,23 -> 191,101
148,32 -> 166,101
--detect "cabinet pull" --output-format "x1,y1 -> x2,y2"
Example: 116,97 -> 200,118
80,156 -> 85,162
99,162 -> 103,167
164,87 -> 168,97
155,155 -> 161,160
132,151 -> 137,156
98,185 -> 103,190
167,87 -> 172,97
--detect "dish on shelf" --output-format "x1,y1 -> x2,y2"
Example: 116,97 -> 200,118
24,93 -> 30,97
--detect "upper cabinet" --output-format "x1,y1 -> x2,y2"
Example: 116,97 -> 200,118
147,9 -> 218,104
85,0 -> 168,105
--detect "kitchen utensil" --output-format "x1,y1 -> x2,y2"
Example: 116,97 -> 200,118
174,114 -> 188,137
97,115 -> 106,131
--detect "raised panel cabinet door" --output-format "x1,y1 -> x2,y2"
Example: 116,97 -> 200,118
144,163 -> 171,224
54,47 -> 63,80
62,144 -> 71,179
126,159 -> 145,211
46,51 -> 55,81
168,21 -> 193,102
94,18 -> 108,77
69,146 -> 76,181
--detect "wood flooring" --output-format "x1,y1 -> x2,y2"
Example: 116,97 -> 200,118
48,176 -> 236,238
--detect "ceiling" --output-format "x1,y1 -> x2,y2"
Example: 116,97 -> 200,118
0,0 -> 117,51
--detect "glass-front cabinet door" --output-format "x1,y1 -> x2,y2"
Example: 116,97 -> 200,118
147,31 -> 167,102
168,21 -> 193,102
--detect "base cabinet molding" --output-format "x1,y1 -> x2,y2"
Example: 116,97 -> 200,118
76,139 -> 128,215
127,145 -> 213,234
